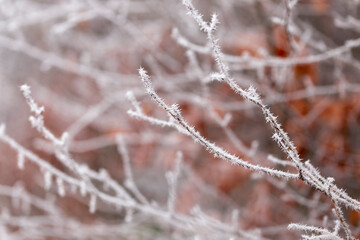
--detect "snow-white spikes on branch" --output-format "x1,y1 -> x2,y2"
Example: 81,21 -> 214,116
179,0 -> 360,215
210,72 -> 225,82
131,2 -> 360,238
20,85 -> 68,147
326,178 -> 354,240
20,85 -> 44,116
287,222 -> 343,240
182,0 -> 209,32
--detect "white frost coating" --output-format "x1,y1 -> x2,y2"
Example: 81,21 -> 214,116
287,223 -> 343,240
20,85 -> 44,116
246,86 -> 262,104
20,84 -> 66,147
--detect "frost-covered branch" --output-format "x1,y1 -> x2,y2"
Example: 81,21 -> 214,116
134,67 -> 298,179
